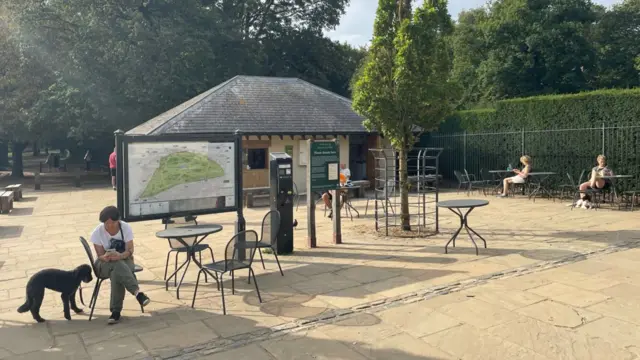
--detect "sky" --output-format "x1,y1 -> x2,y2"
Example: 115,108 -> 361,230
326,0 -> 623,47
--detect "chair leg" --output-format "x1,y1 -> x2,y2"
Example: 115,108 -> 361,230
273,251 -> 284,276
250,268 -> 262,303
258,250 -> 266,270
164,250 -> 172,280
174,252 -> 179,287
191,269 -> 204,308
88,279 -> 103,321
231,270 -> 235,295
220,274 -> 226,315
199,252 -> 207,283
365,199 -> 369,216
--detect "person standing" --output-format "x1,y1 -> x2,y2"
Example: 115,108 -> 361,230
109,148 -> 117,190
84,150 -> 92,171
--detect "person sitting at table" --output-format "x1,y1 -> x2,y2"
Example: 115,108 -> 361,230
497,155 -> 532,198
322,164 -> 351,218
91,206 -> 150,324
575,154 -> 613,209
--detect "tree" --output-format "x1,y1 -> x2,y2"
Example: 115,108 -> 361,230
451,8 -> 490,107
593,0 -> 640,88
352,0 -> 457,230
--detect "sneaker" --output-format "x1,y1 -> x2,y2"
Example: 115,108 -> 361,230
107,312 -> 121,325
112,186 -> 116,191
496,193 -> 507,198
136,292 -> 150,307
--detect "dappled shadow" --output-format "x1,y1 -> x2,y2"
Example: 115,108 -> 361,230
0,225 -> 24,240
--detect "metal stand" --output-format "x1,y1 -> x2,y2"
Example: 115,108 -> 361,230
444,207 -> 487,256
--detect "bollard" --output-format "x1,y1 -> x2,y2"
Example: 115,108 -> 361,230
34,171 -> 41,190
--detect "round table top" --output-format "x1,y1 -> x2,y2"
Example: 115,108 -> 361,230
437,199 -> 489,208
489,170 -> 513,173
156,224 -> 223,239
528,172 -> 556,176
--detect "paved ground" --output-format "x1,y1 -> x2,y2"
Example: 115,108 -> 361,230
1,185 -> 639,359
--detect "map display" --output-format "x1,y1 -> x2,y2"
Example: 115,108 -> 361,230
126,141 -> 236,217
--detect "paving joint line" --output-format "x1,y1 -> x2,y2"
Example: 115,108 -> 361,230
160,239 -> 640,360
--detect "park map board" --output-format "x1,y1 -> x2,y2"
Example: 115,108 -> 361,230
309,141 -> 339,192
123,140 -> 237,220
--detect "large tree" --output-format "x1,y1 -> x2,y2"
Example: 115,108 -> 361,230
593,0 -> 640,88
3,0 -> 360,175
352,0 -> 457,230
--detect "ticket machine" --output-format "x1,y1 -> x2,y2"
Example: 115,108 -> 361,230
269,152 -> 294,254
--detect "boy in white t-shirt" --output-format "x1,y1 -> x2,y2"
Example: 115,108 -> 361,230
90,206 -> 150,324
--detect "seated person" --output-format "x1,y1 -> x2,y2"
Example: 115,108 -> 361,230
91,206 -> 150,324
322,164 -> 350,218
497,155 -> 532,198
576,154 -> 613,209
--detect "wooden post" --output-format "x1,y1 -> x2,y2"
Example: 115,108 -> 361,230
34,171 -> 41,190
306,139 -> 316,248
332,138 -> 341,244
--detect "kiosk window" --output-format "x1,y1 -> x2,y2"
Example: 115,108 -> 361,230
247,149 -> 267,169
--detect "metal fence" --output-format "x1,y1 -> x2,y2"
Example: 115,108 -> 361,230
424,124 -> 640,190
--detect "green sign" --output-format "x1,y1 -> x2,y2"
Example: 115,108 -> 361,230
284,145 -> 294,157
309,141 -> 339,192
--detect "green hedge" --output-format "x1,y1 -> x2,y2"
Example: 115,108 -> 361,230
427,88 -> 640,191
440,88 -> 640,132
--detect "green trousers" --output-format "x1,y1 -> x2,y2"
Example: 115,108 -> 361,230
94,258 -> 139,313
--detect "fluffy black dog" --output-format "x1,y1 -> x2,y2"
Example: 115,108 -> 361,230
17,264 -> 93,323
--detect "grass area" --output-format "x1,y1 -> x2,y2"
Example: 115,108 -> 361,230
140,151 -> 225,198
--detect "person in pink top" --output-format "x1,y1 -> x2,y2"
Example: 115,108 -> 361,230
109,148 -> 117,190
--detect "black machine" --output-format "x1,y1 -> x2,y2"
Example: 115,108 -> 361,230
269,152 -> 294,254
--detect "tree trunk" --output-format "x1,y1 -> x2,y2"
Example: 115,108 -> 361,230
11,142 -> 26,178
32,141 -> 40,156
399,147 -> 411,231
0,142 -> 8,168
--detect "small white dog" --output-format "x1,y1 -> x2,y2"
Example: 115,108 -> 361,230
575,199 -> 593,209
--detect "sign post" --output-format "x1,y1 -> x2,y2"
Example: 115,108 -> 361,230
306,139 -> 340,247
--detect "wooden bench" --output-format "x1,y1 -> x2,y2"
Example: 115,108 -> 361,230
244,187 -> 270,208
0,191 -> 14,214
5,184 -> 22,201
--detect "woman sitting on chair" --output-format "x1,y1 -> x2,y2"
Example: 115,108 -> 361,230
497,155 -> 532,198
576,155 -> 613,209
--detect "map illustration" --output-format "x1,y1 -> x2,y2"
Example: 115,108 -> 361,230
140,152 -> 225,198
126,141 -> 236,217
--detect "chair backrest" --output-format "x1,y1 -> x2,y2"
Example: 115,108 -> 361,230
481,168 -> 491,182
566,172 -> 575,187
454,170 -> 464,183
260,210 -> 281,247
165,216 -> 198,248
577,169 -> 587,184
79,236 -> 99,276
223,230 -> 259,272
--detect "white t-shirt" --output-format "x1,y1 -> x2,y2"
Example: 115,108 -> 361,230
340,168 -> 351,178
90,221 -> 134,250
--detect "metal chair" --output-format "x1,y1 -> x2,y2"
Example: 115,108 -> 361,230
293,182 -> 300,210
191,230 -> 262,314
365,179 -> 396,216
79,237 -> 143,321
163,216 -> 215,286
571,170 -> 603,210
249,210 -> 284,276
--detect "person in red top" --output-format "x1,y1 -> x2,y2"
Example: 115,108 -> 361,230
109,148 -> 117,190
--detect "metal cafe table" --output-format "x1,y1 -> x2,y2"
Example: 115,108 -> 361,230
527,172 -> 557,201
156,224 -> 223,299
437,199 -> 489,255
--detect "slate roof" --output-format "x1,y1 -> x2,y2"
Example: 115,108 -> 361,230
126,76 -> 371,136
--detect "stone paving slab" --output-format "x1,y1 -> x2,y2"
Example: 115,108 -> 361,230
1,187 -> 640,359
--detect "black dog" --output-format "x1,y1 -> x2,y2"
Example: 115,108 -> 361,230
17,264 -> 93,323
